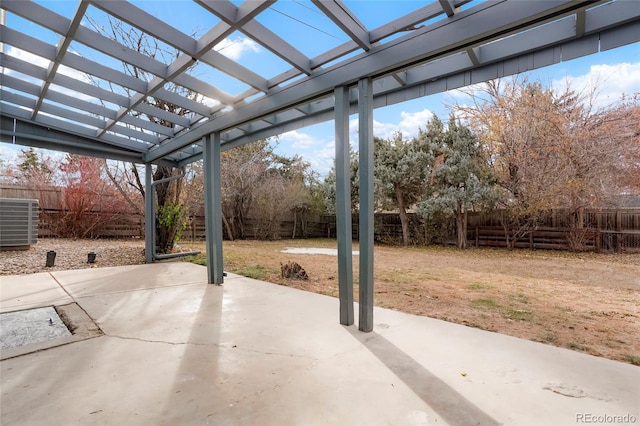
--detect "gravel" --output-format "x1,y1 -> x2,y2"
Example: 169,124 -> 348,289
0,238 -> 147,276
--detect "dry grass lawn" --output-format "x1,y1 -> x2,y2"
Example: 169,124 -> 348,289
183,239 -> 640,366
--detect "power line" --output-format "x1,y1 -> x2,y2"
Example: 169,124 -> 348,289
269,7 -> 339,40
292,0 -> 325,17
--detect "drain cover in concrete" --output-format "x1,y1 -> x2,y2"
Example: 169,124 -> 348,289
1,306 -> 72,350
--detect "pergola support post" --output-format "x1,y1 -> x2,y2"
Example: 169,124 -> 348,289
334,85 -> 354,326
358,77 -> 374,332
203,132 -> 224,285
144,162 -> 154,264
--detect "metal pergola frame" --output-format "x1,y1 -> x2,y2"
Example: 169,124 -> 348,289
1,0 -> 639,331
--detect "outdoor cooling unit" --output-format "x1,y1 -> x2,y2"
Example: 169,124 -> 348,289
0,198 -> 39,249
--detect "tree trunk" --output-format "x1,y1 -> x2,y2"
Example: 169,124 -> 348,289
395,184 -> 410,246
153,166 -> 184,254
456,204 -> 468,249
292,209 -> 297,239
222,214 -> 234,241
576,206 -> 584,229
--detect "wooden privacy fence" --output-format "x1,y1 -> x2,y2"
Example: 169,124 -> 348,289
37,211 -> 331,240
471,227 -> 601,252
467,209 -> 640,253
585,209 -> 640,252
184,215 -> 331,240
9,200 -> 640,253
38,210 -> 144,238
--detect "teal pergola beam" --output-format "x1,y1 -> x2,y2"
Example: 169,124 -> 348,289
358,77 -> 374,332
144,162 -> 154,264
334,85 -> 354,326
203,132 -> 225,285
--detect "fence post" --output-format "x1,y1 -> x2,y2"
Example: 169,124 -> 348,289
615,210 -> 622,253
529,231 -> 533,249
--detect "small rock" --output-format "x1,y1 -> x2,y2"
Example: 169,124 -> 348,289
280,261 -> 309,280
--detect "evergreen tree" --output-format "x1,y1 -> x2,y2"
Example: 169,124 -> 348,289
418,115 -> 497,249
321,149 -> 359,214
374,133 -> 432,245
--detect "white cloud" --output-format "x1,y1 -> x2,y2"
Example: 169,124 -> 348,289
0,143 -> 22,167
279,130 -> 319,149
0,143 -> 65,171
6,46 -> 51,69
551,62 -> 640,110
201,96 -> 220,108
4,46 -> 106,106
4,47 -> 50,87
348,108 -> 435,142
275,130 -> 337,177
446,82 -> 487,102
396,109 -> 434,136
445,62 -> 640,112
6,46 -> 95,85
309,142 -> 337,177
350,118 -> 390,143
215,37 -> 260,60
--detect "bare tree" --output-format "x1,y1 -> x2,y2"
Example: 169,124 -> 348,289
11,150 -> 131,237
88,16 -> 198,253
453,76 -> 638,249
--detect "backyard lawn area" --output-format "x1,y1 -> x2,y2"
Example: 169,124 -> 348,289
183,239 -> 640,366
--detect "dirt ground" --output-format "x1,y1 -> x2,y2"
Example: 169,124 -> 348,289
3,238 -> 638,365
184,239 -> 640,366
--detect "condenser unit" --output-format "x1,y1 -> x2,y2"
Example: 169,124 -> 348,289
0,198 -> 39,250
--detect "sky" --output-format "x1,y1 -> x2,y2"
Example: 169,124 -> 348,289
276,47 -> 640,176
1,1 -> 639,178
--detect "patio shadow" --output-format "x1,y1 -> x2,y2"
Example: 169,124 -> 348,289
351,330 -> 500,426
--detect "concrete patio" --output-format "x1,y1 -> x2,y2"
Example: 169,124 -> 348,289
1,262 -> 638,426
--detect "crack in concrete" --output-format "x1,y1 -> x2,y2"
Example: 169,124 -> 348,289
104,334 -> 211,346
226,345 -> 319,361
103,334 -> 317,363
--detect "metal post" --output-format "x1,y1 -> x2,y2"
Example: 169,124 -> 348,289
358,77 -> 374,332
144,162 -> 154,264
334,86 -> 354,326
203,132 -> 224,284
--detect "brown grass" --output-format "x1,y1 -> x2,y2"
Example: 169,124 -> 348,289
183,239 -> 640,365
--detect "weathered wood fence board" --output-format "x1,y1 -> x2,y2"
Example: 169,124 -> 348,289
29,208 -> 640,252
38,210 -> 144,238
3,182 -> 638,252
472,226 -> 600,252
467,210 -> 639,252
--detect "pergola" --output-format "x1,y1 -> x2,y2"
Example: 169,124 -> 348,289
1,0 -> 638,331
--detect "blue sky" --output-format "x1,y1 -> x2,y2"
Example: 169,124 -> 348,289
1,1 -> 639,177
277,45 -> 640,176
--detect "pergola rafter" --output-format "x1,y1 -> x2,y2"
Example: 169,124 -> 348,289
3,0 -> 634,167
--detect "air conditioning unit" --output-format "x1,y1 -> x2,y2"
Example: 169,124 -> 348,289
0,198 -> 39,250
